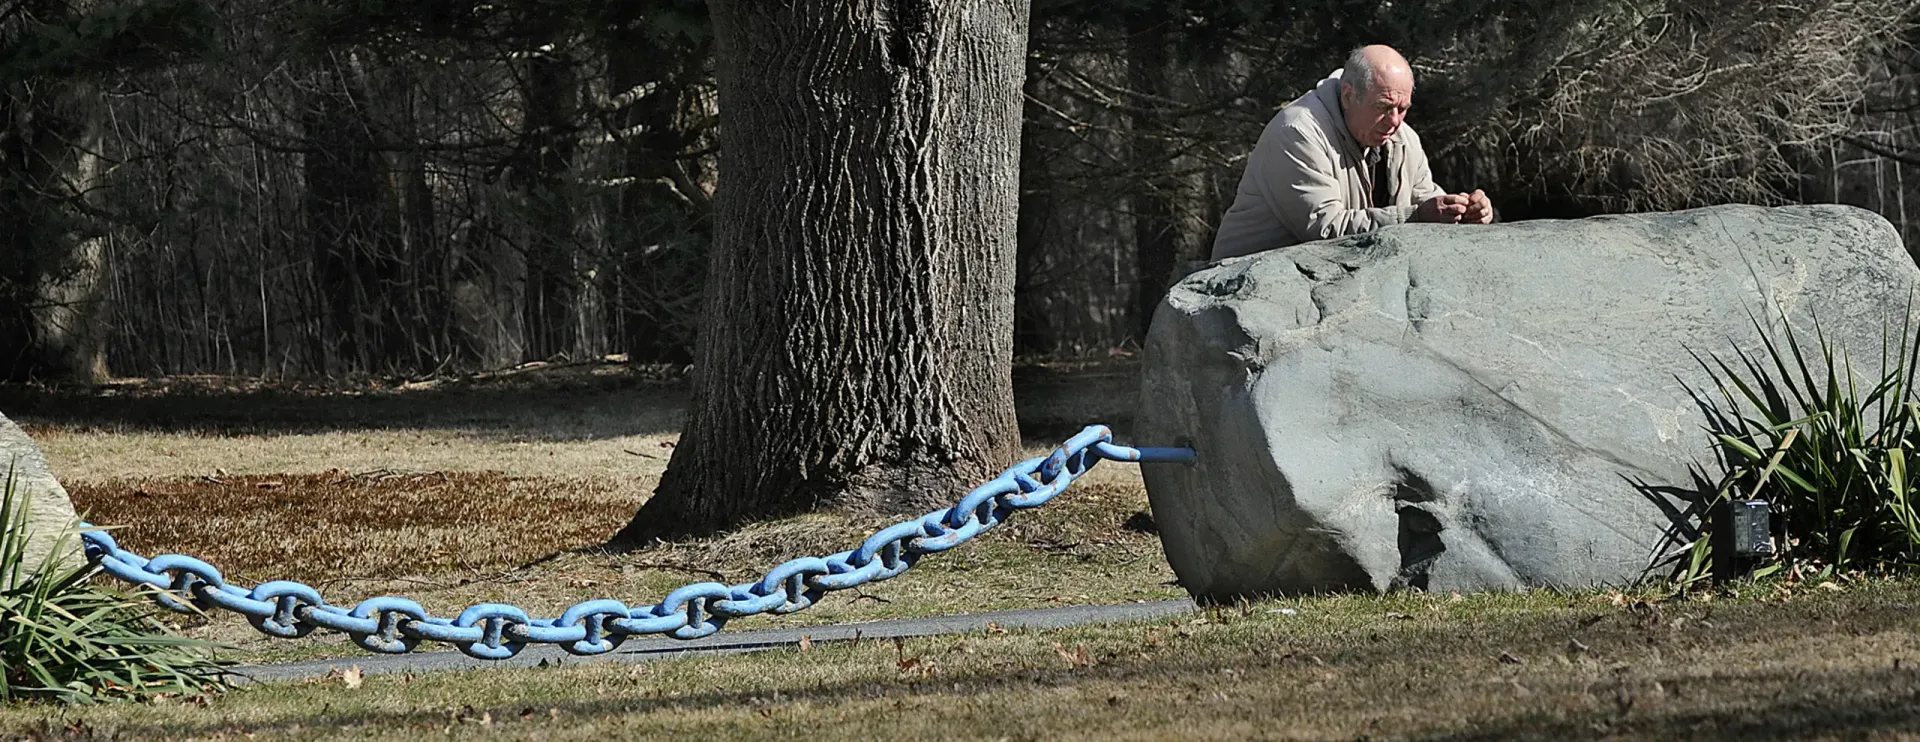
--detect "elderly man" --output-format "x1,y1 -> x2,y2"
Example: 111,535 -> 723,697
1211,45 -> 1493,260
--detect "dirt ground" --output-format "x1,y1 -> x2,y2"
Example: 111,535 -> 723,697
1,358 -> 1142,482
1,358 -> 1177,662
9,360 -> 1920,739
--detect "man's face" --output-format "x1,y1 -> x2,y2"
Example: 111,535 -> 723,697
1341,72 -> 1412,148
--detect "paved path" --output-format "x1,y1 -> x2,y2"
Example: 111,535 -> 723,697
233,599 -> 1196,683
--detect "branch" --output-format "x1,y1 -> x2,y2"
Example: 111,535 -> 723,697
1841,133 -> 1920,169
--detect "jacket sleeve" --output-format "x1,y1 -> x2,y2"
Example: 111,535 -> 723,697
1402,127 -> 1446,204
1256,123 -> 1417,242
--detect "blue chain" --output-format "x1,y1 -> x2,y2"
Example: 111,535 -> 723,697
79,425 -> 1195,660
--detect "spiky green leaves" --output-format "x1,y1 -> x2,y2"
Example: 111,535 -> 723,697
1672,307 -> 1920,587
1,466 -> 229,704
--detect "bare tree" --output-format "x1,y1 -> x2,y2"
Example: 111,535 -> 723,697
73,0 -> 720,378
0,0 -> 134,382
1405,0 -> 1918,215
614,0 -> 1031,542
10,0 -> 1915,385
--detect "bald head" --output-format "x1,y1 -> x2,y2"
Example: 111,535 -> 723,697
1339,45 -> 1415,148
1343,45 -> 1413,97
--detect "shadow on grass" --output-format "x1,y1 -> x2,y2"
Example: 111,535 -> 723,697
0,359 -> 1145,444
57,646 -> 1920,741
1417,679 -> 1920,741
0,366 -> 688,442
47,585 -> 1920,740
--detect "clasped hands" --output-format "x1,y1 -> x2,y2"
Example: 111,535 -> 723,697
1413,190 -> 1493,224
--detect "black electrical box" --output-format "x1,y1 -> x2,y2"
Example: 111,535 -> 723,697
1729,498 -> 1773,558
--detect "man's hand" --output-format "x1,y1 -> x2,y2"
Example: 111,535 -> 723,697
1462,189 -> 1494,224
1413,193 -> 1469,223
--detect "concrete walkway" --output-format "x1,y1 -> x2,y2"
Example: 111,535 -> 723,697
233,599 -> 1197,683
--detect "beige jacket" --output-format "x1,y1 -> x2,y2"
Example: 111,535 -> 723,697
1210,70 -> 1446,260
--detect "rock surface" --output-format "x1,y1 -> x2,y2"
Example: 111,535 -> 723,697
1140,205 -> 1918,601
1,410 -> 82,577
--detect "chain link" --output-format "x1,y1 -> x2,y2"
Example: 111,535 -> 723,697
80,424 -> 1191,660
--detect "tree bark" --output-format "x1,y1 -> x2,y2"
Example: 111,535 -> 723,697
448,213 -> 529,371
1127,20 -> 1214,341
614,0 -> 1030,543
0,60 -> 111,383
606,16 -> 712,364
1014,70 -> 1060,357
302,50 -> 413,375
515,41 -> 602,363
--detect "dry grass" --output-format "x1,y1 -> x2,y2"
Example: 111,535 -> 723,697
7,365 -> 1920,737
42,394 -> 1175,663
29,427 -> 681,484
4,581 -> 1920,740
69,472 -> 648,585
13,369 -> 687,485
14,359 -> 1137,484
7,359 -> 1163,663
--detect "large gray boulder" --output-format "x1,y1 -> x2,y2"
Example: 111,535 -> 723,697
1,411 -> 82,578
1141,205 -> 1918,601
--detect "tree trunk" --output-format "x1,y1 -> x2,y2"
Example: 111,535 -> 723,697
1014,71 -> 1060,357
0,64 -> 111,383
448,213 -> 529,370
302,50 -> 411,375
516,42 -> 600,363
614,0 -> 1030,543
606,17 -> 712,364
1127,21 -> 1214,341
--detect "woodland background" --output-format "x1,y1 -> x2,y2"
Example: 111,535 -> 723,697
3,0 -> 1916,383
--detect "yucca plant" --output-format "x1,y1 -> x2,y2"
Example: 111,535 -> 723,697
1666,308 -> 1920,588
1,463 -> 230,703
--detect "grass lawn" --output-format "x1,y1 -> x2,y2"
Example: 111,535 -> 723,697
4,362 -> 1920,739
7,582 -> 1920,740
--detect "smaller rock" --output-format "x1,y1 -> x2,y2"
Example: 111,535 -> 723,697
1,411 -> 83,580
